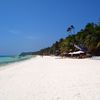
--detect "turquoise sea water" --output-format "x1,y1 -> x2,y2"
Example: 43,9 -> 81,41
0,55 -> 33,66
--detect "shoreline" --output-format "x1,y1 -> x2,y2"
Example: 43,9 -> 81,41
0,56 -> 100,100
0,55 -> 35,67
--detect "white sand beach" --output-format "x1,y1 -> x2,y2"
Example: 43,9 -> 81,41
0,56 -> 100,100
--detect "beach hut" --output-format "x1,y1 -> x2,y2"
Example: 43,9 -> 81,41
68,50 -> 86,58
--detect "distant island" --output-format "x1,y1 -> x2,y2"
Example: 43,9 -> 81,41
20,21 -> 100,58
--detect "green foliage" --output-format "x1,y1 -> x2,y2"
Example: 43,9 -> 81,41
37,21 -> 100,56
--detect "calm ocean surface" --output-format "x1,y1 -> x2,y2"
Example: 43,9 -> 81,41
0,55 -> 33,66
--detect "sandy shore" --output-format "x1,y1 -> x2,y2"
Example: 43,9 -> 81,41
0,56 -> 100,100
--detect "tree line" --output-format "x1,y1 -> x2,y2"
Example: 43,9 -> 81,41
36,21 -> 100,56
20,21 -> 100,56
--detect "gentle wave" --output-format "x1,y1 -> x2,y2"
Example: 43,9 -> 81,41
0,55 -> 34,66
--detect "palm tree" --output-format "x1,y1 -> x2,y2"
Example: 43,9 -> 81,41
67,25 -> 75,35
71,25 -> 75,34
67,27 -> 72,34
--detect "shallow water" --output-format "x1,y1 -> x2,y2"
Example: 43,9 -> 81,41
0,55 -> 33,66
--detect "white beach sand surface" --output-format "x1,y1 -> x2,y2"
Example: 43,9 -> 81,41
0,56 -> 100,100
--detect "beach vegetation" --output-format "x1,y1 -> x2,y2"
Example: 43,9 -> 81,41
21,21 -> 100,56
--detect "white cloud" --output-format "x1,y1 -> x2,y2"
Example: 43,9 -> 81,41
9,30 -> 21,35
8,29 -> 40,40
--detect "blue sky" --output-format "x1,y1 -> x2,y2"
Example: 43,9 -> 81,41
0,0 -> 100,55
